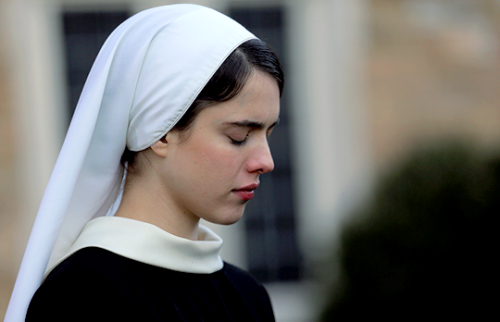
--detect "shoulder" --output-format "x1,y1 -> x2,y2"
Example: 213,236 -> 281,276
47,247 -> 131,276
221,262 -> 264,289
221,262 -> 275,320
41,247 -> 143,293
26,248 -> 148,321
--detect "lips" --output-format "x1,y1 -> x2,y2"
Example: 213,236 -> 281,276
232,183 -> 259,201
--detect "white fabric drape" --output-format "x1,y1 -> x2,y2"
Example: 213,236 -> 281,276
5,5 -> 255,321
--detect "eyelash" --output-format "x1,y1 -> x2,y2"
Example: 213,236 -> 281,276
230,137 -> 247,146
230,134 -> 249,146
229,127 -> 275,147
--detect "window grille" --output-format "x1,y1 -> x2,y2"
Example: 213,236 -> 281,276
63,10 -> 130,120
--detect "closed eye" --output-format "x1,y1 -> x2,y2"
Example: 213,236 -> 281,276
225,118 -> 279,146
229,134 -> 249,146
230,137 -> 246,146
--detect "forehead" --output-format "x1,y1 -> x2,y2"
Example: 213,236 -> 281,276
200,72 -> 281,125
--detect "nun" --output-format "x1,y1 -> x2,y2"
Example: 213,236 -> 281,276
5,4 -> 283,321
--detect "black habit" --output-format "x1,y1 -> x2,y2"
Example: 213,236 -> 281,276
25,217 -> 275,322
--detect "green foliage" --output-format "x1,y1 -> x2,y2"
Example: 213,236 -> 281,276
321,144 -> 498,320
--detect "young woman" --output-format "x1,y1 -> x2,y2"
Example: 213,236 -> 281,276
5,4 -> 283,321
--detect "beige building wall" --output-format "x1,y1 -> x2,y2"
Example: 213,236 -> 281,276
368,0 -> 500,171
0,22 -> 18,320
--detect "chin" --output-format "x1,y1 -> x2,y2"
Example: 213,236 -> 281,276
205,207 -> 246,226
218,217 -> 242,226
211,214 -> 243,226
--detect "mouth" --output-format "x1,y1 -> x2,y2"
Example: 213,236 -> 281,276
232,183 -> 259,201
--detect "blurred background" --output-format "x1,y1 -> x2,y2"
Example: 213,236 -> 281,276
1,0 -> 499,321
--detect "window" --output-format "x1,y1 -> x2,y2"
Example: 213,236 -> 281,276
63,10 -> 130,120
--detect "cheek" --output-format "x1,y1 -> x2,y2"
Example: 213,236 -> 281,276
183,141 -> 242,180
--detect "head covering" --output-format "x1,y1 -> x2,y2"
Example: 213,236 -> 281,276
5,4 -> 255,321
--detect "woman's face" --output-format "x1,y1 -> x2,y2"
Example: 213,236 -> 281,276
157,71 -> 280,226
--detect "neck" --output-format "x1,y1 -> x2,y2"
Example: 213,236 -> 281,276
114,174 -> 200,240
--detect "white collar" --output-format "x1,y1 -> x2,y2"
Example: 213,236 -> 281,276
44,216 -> 224,278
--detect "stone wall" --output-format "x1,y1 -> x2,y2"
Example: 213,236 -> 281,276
0,28 -> 17,319
368,0 -> 500,171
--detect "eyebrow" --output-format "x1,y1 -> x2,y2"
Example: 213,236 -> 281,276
225,118 -> 280,130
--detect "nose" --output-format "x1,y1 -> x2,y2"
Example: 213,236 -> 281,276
246,140 -> 275,174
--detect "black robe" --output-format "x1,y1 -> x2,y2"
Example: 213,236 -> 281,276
26,247 -> 275,321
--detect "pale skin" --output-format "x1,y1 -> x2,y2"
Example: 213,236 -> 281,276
115,71 -> 280,240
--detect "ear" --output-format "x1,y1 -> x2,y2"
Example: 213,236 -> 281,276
150,135 -> 168,158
